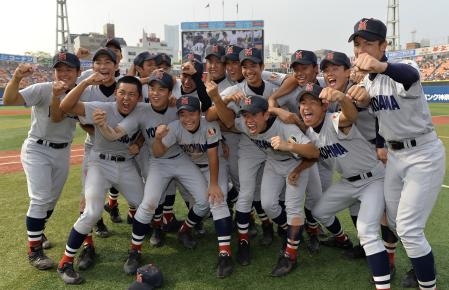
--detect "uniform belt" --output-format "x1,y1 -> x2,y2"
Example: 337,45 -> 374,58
346,172 -> 373,182
387,131 -> 437,151
279,158 -> 292,162
196,163 -> 209,168
167,153 -> 181,159
36,139 -> 69,149
99,153 -> 126,162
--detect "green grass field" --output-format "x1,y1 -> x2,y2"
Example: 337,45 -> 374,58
0,104 -> 448,290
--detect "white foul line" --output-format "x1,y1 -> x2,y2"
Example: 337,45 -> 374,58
0,148 -> 84,159
442,185 -> 449,189
0,154 -> 85,166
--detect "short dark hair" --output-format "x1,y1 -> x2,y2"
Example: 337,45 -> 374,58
117,76 -> 142,97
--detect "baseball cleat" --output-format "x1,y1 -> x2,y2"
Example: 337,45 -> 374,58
193,221 -> 206,237
178,231 -> 197,249
306,234 -> 320,254
342,244 -> 365,259
149,228 -> 165,248
57,262 -> 85,285
41,233 -> 52,249
260,223 -> 274,246
94,218 -> 110,238
217,253 -> 233,278
248,218 -> 258,238
77,244 -> 96,271
162,216 -> 183,232
401,268 -> 418,288
104,203 -> 122,223
271,253 -> 297,277
236,240 -> 250,266
320,235 -> 353,249
123,250 -> 141,275
28,246 -> 54,270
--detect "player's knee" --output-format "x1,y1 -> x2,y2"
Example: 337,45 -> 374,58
27,203 -> 49,219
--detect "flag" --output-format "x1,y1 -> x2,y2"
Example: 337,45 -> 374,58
205,3 -> 210,8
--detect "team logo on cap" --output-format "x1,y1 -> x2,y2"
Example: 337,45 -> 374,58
244,97 -> 252,105
226,46 -> 234,55
295,51 -> 303,60
207,127 -> 216,137
244,48 -> 253,56
181,97 -> 189,105
326,52 -> 334,60
212,45 -> 219,53
305,83 -> 314,92
58,52 -> 67,61
358,19 -> 368,31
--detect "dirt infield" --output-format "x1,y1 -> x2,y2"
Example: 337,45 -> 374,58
0,109 -> 31,115
0,144 -> 84,174
432,115 -> 449,125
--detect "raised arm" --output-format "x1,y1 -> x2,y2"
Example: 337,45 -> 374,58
205,80 -> 236,129
49,80 -> 70,122
91,108 -> 128,141
319,87 -> 358,127
152,125 -> 169,157
3,63 -> 34,105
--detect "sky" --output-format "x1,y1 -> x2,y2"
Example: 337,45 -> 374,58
0,0 -> 448,56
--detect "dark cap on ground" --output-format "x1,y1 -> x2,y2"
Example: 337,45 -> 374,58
239,47 -> 263,64
297,83 -> 323,102
148,71 -> 174,91
290,50 -> 317,68
205,45 -> 226,61
133,51 -> 157,67
127,264 -> 163,290
224,45 -> 243,62
93,47 -> 117,64
238,95 -> 268,115
103,38 -> 122,51
156,53 -> 171,67
176,96 -> 201,113
52,51 -> 80,69
320,51 -> 351,71
348,18 -> 387,42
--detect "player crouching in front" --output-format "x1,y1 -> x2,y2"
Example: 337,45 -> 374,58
56,76 -> 145,284
152,96 -> 234,278
298,84 -> 392,290
233,95 -> 320,277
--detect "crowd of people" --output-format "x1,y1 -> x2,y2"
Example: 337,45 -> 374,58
0,61 -> 53,88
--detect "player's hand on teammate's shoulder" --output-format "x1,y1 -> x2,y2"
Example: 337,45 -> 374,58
92,108 -> 107,127
52,80 -> 69,97
13,63 -> 35,80
224,91 -> 245,105
155,124 -> 169,139
208,183 -> 224,205
319,87 -> 345,103
275,108 -> 303,127
354,53 -> 388,74
347,84 -> 370,107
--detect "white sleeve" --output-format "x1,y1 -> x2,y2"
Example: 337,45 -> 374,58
117,107 -> 142,135
161,121 -> 179,148
19,82 -> 50,107
80,101 -> 104,124
261,71 -> 287,86
206,121 -> 222,145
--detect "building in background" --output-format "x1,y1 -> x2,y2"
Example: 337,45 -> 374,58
164,24 -> 180,62
103,23 -> 115,39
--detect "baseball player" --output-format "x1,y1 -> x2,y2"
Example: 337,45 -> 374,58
350,18 -> 445,290
298,83 -> 392,290
3,52 -> 81,270
237,95 -> 320,276
89,71 -> 210,275
56,75 -> 145,285
156,53 -> 172,72
152,96 -> 234,278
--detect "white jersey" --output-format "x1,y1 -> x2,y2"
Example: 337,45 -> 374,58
20,82 -> 77,143
118,103 -> 182,159
162,118 -> 222,166
235,117 -> 309,162
141,83 -> 150,103
77,69 -> 123,83
363,72 -> 434,141
80,102 -> 140,159
261,71 -> 287,87
306,113 -> 381,179
216,77 -> 235,94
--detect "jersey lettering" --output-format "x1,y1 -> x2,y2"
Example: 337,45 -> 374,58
370,95 -> 401,112
146,127 -> 157,138
319,143 -> 349,160
251,139 -> 271,150
117,131 -> 139,144
180,143 -> 208,154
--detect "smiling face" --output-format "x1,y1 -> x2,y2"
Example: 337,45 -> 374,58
207,55 -> 226,80
54,63 -> 80,88
115,82 -> 140,115
180,73 -> 197,93
241,111 -> 269,135
225,59 -> 243,81
93,55 -> 116,85
292,63 -> 318,87
241,60 -> 263,87
136,59 -> 157,78
353,36 -> 387,60
178,109 -> 201,132
299,95 -> 327,128
323,64 -> 350,92
149,82 -> 170,110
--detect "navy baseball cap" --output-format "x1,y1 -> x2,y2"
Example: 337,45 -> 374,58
224,45 -> 243,62
348,18 -> 387,42
148,71 -> 174,91
156,53 -> 171,67
128,264 -> 163,290
239,95 -> 268,115
205,45 -> 226,61
134,52 -> 157,67
103,38 -> 122,51
176,96 -> 201,113
320,51 -> 351,71
297,83 -> 323,102
239,47 -> 263,64
290,50 -> 317,67
52,52 -> 80,69
93,47 -> 117,64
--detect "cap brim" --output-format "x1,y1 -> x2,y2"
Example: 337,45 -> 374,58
149,79 -> 171,89
298,91 -> 320,102
240,56 -> 262,64
177,105 -> 199,113
93,51 -> 117,64
224,54 -> 239,62
52,61 -> 78,68
238,106 -> 265,115
205,53 -> 223,60
290,60 -> 315,68
348,31 -> 385,42
127,281 -> 154,290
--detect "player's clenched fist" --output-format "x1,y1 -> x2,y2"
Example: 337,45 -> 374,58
205,80 -> 219,100
347,84 -> 370,105
223,91 -> 245,105
354,53 -> 388,74
128,144 -> 140,155
52,80 -> 69,97
271,136 -> 289,151
85,72 -> 108,86
319,87 -> 346,103
92,108 -> 107,127
13,63 -> 35,80
155,124 -> 169,139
